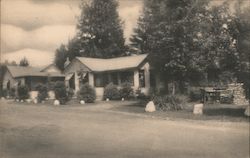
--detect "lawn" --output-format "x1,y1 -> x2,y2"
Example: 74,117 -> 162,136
0,99 -> 249,158
109,100 -> 249,122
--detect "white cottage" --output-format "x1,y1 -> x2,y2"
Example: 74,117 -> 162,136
64,54 -> 152,99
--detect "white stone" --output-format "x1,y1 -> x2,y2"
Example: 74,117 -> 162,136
106,98 -> 110,101
145,101 -> 156,112
1,97 -> 5,100
33,99 -> 38,104
80,100 -> 85,104
54,100 -> 60,106
121,98 -> 124,101
244,106 -> 250,117
20,100 -> 24,103
193,104 -> 203,115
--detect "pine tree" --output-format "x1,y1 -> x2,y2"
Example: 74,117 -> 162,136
76,0 -> 125,58
19,57 -> 29,67
54,44 -> 68,71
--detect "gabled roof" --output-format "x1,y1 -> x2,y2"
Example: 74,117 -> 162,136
75,54 -> 148,72
6,66 -> 64,78
40,63 -> 61,73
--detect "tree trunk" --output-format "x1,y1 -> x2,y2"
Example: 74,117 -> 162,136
172,81 -> 176,95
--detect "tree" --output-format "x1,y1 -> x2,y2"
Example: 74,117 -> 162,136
230,2 -> 250,98
76,0 -> 125,58
54,44 -> 68,71
19,57 -> 29,67
131,0 -> 211,94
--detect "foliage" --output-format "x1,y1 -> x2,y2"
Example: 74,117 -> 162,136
119,82 -> 134,99
19,57 -> 29,67
77,83 -> 96,103
54,44 -> 68,71
0,89 -> 7,98
153,95 -> 187,111
130,0 -> 244,93
53,81 -> 68,104
9,87 -> 16,98
75,0 -> 125,58
35,84 -> 48,103
17,85 -> 29,100
189,88 -> 201,102
67,88 -> 75,100
103,83 -> 120,100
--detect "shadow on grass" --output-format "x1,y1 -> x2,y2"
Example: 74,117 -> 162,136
203,108 -> 246,118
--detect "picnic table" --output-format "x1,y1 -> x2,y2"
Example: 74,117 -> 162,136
200,87 -> 230,104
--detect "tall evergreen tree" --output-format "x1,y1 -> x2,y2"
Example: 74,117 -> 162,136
131,0 -> 211,93
54,44 -> 68,71
19,57 -> 29,67
76,0 -> 125,58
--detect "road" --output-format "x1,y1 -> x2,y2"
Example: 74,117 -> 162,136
0,101 -> 249,158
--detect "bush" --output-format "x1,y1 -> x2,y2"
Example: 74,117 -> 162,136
119,82 -> 134,99
103,83 -> 120,100
189,89 -> 201,102
17,85 -> 29,100
35,84 -> 48,103
67,88 -> 75,100
53,81 -> 68,104
153,95 -> 187,111
9,87 -> 16,98
1,89 -> 7,98
77,83 -> 96,103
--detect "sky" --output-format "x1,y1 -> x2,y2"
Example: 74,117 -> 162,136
0,0 -> 143,66
1,0 -> 249,67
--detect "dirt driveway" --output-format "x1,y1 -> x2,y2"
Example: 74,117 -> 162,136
0,100 -> 249,158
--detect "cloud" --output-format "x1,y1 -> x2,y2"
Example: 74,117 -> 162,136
2,48 -> 55,67
1,24 -> 76,53
118,3 -> 143,43
1,0 -> 80,30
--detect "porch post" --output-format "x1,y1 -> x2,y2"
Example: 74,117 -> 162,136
117,72 -> 121,86
88,72 -> 94,87
75,72 -> 80,93
144,67 -> 150,95
134,70 -> 139,90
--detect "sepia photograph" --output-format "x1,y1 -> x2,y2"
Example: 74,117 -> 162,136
0,0 -> 249,157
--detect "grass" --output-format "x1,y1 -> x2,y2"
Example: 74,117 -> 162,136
3,98 -> 249,122
109,100 -> 249,122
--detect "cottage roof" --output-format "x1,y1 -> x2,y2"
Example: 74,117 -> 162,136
75,54 -> 148,72
6,65 -> 64,78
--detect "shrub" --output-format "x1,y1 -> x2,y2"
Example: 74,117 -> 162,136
67,88 -> 75,100
119,82 -> 134,99
77,83 -> 96,103
17,85 -> 29,100
1,89 -> 7,98
53,81 -> 68,104
189,89 -> 201,102
153,95 -> 187,111
35,84 -> 48,103
9,87 -> 16,98
103,83 -> 120,100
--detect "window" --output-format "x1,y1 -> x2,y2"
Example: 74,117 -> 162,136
79,72 -> 89,84
139,70 -> 145,87
94,73 -> 108,87
110,72 -> 118,85
120,71 -> 134,86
